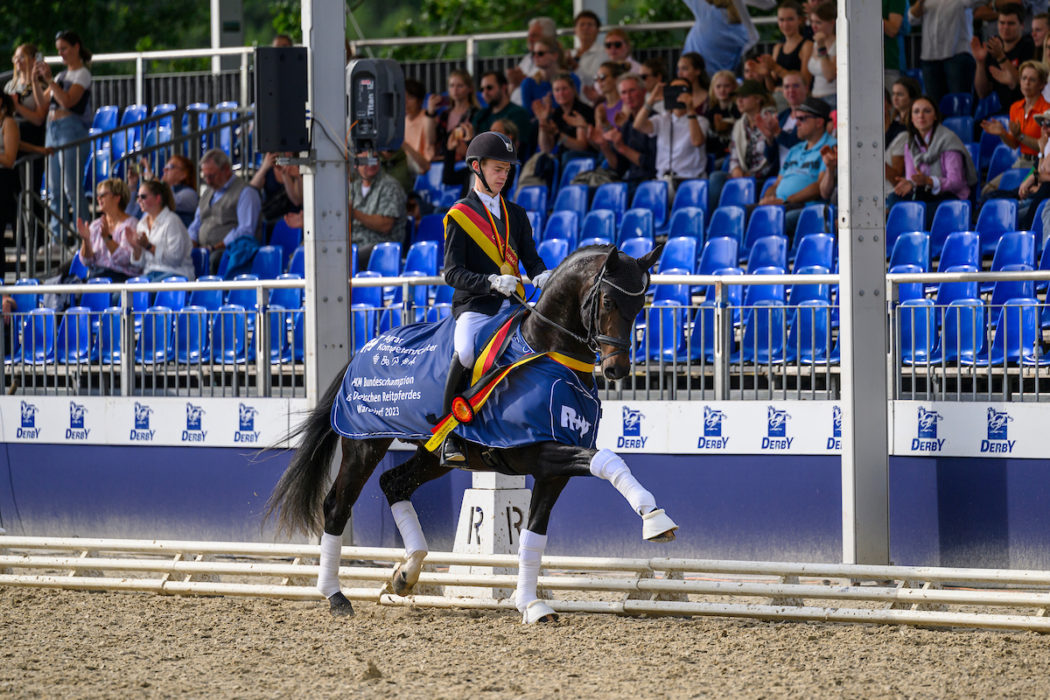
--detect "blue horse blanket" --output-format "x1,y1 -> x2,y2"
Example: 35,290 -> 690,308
331,310 -> 601,449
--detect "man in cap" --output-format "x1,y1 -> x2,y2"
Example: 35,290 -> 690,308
438,131 -> 550,464
758,96 -> 836,211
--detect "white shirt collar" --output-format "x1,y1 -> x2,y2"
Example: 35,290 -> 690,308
475,188 -> 502,219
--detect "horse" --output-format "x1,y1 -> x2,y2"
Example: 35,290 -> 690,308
266,244 -> 679,623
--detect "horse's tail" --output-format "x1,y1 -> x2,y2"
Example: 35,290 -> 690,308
265,361 -> 349,538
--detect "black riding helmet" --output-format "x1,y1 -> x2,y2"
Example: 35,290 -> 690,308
465,131 -> 518,194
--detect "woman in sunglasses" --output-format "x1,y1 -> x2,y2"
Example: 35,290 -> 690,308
521,38 -> 579,122
601,28 -> 642,74
130,178 -> 194,281
589,61 -> 629,126
75,178 -> 140,282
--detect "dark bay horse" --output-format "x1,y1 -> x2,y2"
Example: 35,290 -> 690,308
266,244 -> 678,623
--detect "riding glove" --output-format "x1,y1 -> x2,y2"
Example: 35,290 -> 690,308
532,271 -> 552,290
488,274 -> 519,297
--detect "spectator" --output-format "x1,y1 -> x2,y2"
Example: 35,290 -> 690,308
909,0 -> 981,107
818,143 -> 837,202
634,78 -> 709,184
249,151 -> 304,237
426,69 -> 479,164
444,119 -> 520,200
886,90 -> 909,188
590,61 -> 629,125
727,80 -> 779,181
521,37 -> 578,116
758,97 -> 836,220
683,0 -> 776,73
705,69 -> 740,162
272,34 -> 293,48
762,70 -> 810,165
75,178 -> 139,282
884,0 -> 908,84
0,94 -> 20,278
127,154 -> 199,227
758,1 -> 813,92
129,178 -> 194,281
1017,108 -> 1050,230
349,160 -> 406,271
892,96 -> 979,225
5,43 -> 50,241
472,71 -> 535,159
591,73 -> 657,197
980,59 -> 1050,196
973,3 -> 1036,112
677,52 -> 711,114
507,17 -> 558,105
639,59 -> 669,107
1033,12 -> 1049,60
188,148 -> 262,275
602,28 -> 643,74
570,10 -> 606,104
807,1 -> 837,108
890,76 -> 922,127
403,78 -> 434,164
535,74 -> 597,165
37,30 -> 92,244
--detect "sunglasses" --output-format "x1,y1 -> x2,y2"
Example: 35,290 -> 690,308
639,72 -> 653,79
605,41 -> 624,49
136,193 -> 151,200
532,49 -> 549,57
595,73 -> 608,81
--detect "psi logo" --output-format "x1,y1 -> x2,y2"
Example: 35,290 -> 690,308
235,403 -> 261,443
912,407 -> 944,452
182,403 -> 208,442
981,408 -> 1015,454
130,402 -> 155,441
17,401 -> 40,439
66,402 -> 90,440
827,405 -> 842,450
618,406 -> 647,449
762,406 -> 793,450
697,406 -> 729,449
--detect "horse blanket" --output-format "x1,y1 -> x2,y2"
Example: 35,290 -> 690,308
331,310 -> 601,449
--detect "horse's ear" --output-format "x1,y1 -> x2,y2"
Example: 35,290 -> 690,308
603,246 -> 621,273
635,242 -> 663,273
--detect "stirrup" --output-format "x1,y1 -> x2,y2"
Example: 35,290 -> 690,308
441,434 -> 466,466
642,508 -> 678,542
522,599 -> 558,624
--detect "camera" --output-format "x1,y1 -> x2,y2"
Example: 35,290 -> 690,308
35,52 -> 43,63
663,84 -> 688,110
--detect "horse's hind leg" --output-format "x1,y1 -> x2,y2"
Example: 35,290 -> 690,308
378,447 -> 449,596
318,437 -> 391,617
515,476 -> 568,624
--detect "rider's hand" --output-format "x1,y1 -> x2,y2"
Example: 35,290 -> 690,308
488,274 -> 518,297
532,271 -> 552,289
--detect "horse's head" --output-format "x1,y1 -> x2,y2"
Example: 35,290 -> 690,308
584,243 -> 662,380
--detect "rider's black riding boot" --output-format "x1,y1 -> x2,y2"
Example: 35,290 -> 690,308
439,354 -> 470,466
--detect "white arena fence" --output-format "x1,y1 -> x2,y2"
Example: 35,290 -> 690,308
4,535 -> 1050,632
4,270 -> 1050,402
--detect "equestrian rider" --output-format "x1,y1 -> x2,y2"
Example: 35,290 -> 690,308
439,131 -> 551,464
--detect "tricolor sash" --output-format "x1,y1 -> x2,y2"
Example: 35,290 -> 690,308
445,201 -> 526,297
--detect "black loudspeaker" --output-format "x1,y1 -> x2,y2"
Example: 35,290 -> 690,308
254,46 -> 309,152
346,59 -> 405,157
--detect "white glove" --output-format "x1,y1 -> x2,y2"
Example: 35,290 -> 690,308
488,274 -> 518,297
532,271 -> 552,290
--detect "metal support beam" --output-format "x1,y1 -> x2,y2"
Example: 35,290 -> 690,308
837,0 -> 890,564
301,0 -> 350,410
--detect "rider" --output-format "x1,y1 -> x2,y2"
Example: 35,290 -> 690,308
439,131 -> 551,465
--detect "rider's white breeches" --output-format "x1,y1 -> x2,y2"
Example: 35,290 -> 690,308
453,300 -> 510,366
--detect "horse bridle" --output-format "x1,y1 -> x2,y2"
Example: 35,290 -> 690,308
524,263 -> 650,363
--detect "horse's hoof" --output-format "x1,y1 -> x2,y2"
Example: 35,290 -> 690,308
642,508 -> 679,542
391,550 -> 427,596
328,591 -> 355,617
522,599 -> 559,624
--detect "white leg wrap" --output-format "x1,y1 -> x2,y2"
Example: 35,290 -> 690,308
590,448 -> 656,516
317,532 -> 343,598
515,529 -> 547,613
391,500 -> 428,555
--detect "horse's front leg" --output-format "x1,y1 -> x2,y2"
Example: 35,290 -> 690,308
515,475 -> 569,624
318,437 -> 390,617
589,447 -> 678,541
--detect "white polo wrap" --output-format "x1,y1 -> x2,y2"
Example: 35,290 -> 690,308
589,448 -> 656,516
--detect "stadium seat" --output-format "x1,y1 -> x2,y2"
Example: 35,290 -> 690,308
930,299 -> 985,364
53,305 -> 91,364
890,263 -> 925,302
631,180 -> 669,232
92,105 -> 119,132
701,267 -> 745,327
13,278 -> 40,312
706,205 -> 746,247
793,233 -> 834,272
366,241 -> 402,278
975,198 -> 1018,257
937,231 -> 980,271
638,299 -> 686,362
652,267 -> 692,304
658,237 -> 698,274
389,270 -> 430,324
989,263 -> 1035,309
288,246 -> 305,277
672,179 -> 709,217
542,210 -> 579,249
591,182 -> 628,224
22,308 -> 55,364
1030,199 -> 1049,254
981,298 -> 1045,366
137,306 -> 174,364
1036,234 -> 1050,292
785,300 -> 832,364
415,213 -> 445,247
80,278 -> 114,335
191,248 -> 210,279
743,266 -> 786,308
581,209 -> 616,243
526,210 -> 545,244
515,185 -> 548,213
263,304 -> 291,361
188,279 -> 224,312
620,236 -> 654,260
794,204 -> 826,237
83,145 -> 111,194
176,305 -> 210,364
559,157 -> 596,191
270,273 -> 304,324
210,101 -> 239,156
618,208 -> 654,244
760,176 -> 777,199
717,177 -> 756,208
885,201 -> 926,253
679,301 -> 718,362
215,303 -> 249,363
93,308 -> 122,364
226,273 -> 261,330
537,238 -> 570,269
997,168 -> 1030,193
746,235 -> 788,273
939,93 -> 973,119
978,120 -> 1009,173
268,219 -> 302,267
897,298 -> 937,365
933,265 -> 979,308
667,206 -> 704,241
733,299 -> 786,364
740,205 -> 785,260
404,240 -> 440,277
942,116 -> 973,144
889,231 -> 931,271
69,251 -> 90,280
973,92 -> 1002,124
290,312 -> 306,362
153,276 -> 188,312
982,231 -> 1036,293
987,144 -> 1019,182
551,184 -> 588,224
697,237 -> 739,274
787,265 -> 830,306
928,200 -> 971,258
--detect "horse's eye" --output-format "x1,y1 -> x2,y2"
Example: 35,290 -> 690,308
602,296 -> 615,310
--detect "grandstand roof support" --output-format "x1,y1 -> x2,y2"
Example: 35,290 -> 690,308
836,0 -> 890,565
301,0 -> 351,413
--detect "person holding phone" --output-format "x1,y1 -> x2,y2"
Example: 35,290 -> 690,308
426,69 -> 480,163
634,78 -> 709,184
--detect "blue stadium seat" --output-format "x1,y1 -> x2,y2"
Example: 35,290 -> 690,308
733,299 -> 786,364
215,304 -> 249,363
978,120 -> 1009,172
415,213 -> 445,246
288,246 -> 305,277
982,231 -> 1036,293
559,157 -> 596,190
973,93 -> 1002,124
760,176 -> 777,199
210,101 -> 239,156
191,248 -> 210,279
987,144 -> 1019,181
367,241 -> 402,278
679,301 -> 718,362
631,180 -> 669,232
937,231 -> 980,271
942,116 -> 973,143
389,271 -> 430,324
989,263 -> 1034,309
933,265 -> 979,308
794,204 -> 826,237
717,177 -> 756,208
404,240 -> 440,277
515,185 -> 548,213
537,238 -> 570,269
290,312 -> 306,362
618,208 -> 654,244
741,205 -> 785,260
698,237 -> 739,274
270,274 -> 304,332
92,105 -> 119,132
591,182 -> 628,224
268,219 -> 302,268
56,306 -> 92,364
787,266 -> 830,318
351,270 -> 383,308
414,162 -> 446,204
890,263 -> 925,302
672,179 -> 709,218
706,205 -> 746,247
581,209 -> 616,243
742,267 -> 786,309
188,279 -> 224,311
551,184 -> 588,224
83,146 -> 111,194
542,211 -> 579,249
746,235 -> 788,273
154,276 -> 188,312
667,206 -> 704,241
658,237 -> 698,274
930,299 -> 985,364
80,278 -> 114,334
620,236 -> 654,259
793,233 -> 834,272
13,278 -> 40,312
636,299 -> 685,363
939,93 -> 973,118
23,308 -> 55,364
975,198 -> 1017,257
137,306 -> 174,364
94,308 -> 122,364
981,298 -> 1046,365
1036,233 -> 1050,293
69,251 -> 90,280
929,200 -> 971,258
785,300 -> 832,364
889,231 -> 931,271
997,168 -> 1030,193
227,273 -> 261,330
526,210 -> 545,245
885,201 -> 926,253
264,304 -> 291,362
176,305 -> 210,364
701,268 -> 745,327
898,299 -> 937,365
